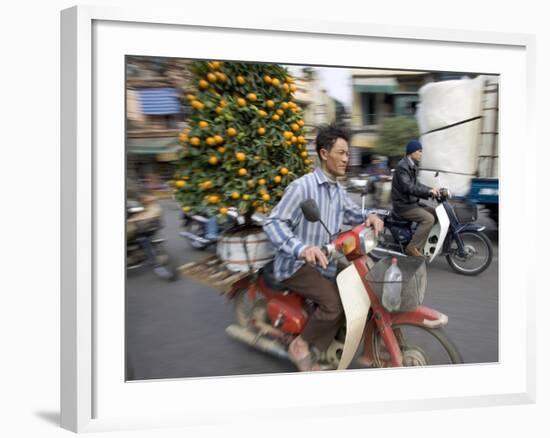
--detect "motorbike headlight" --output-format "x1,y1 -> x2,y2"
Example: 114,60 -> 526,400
127,200 -> 144,214
359,227 -> 378,255
128,206 -> 145,214
341,237 -> 356,255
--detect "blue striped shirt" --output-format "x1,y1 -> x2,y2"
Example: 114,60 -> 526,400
263,167 -> 369,281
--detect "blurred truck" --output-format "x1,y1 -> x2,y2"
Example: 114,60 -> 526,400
416,75 -> 499,225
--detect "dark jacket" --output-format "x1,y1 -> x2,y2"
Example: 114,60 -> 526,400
391,157 -> 432,212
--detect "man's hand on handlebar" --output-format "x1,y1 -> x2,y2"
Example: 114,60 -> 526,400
365,213 -> 384,237
300,246 -> 329,269
429,188 -> 440,198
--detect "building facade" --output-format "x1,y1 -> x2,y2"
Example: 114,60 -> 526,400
126,56 -> 193,196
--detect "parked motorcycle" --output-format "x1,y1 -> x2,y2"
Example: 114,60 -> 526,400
369,182 -> 493,276
127,197 -> 177,281
224,199 -> 463,371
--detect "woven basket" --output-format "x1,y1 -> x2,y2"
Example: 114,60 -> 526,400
366,256 -> 427,311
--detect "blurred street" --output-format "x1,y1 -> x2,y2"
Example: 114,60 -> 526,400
126,197 -> 499,381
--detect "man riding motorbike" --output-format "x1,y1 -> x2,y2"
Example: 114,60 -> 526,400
391,140 -> 440,257
263,125 -> 384,372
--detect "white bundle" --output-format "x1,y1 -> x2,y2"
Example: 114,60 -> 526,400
416,76 -> 484,196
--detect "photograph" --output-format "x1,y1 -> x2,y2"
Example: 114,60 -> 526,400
124,56 -> 499,380
0,0 -> 544,433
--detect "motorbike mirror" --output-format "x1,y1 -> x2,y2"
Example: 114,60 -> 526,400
301,198 -> 333,239
301,199 -> 321,222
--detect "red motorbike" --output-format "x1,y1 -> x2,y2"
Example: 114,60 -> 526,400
225,199 -> 463,370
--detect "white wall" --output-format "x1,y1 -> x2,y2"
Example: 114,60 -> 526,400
1,1 -> 546,437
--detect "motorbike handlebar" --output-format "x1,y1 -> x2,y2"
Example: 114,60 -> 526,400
321,244 -> 336,261
429,188 -> 449,201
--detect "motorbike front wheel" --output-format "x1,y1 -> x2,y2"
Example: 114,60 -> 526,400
446,231 -> 493,276
371,324 -> 463,367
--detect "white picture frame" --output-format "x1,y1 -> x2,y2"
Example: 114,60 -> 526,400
61,5 -> 536,433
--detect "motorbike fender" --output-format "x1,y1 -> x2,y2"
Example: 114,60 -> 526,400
391,305 -> 449,328
336,264 -> 371,370
456,223 -> 486,233
444,224 -> 487,255
423,204 -> 450,262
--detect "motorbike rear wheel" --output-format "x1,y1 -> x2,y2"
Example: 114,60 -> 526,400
446,231 -> 493,276
234,289 -> 268,328
371,324 -> 463,367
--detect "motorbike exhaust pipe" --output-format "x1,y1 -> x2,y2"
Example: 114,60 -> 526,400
225,324 -> 289,361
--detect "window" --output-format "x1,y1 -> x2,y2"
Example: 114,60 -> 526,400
361,93 -> 377,125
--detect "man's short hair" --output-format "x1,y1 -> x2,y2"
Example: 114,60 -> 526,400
315,125 -> 349,159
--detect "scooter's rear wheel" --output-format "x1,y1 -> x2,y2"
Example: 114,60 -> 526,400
234,289 -> 268,328
372,324 -> 463,367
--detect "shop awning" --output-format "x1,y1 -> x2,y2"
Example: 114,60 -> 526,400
353,84 -> 398,93
137,88 -> 181,115
353,77 -> 398,94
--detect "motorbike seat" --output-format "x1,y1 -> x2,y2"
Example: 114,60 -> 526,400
386,210 -> 411,227
260,261 -> 289,292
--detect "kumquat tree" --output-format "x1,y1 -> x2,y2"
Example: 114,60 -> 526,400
173,61 -> 313,223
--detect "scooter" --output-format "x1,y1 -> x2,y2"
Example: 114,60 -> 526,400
224,199 -> 463,371
127,198 -> 177,281
369,181 -> 493,276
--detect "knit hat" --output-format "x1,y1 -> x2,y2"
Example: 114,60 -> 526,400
406,140 -> 422,155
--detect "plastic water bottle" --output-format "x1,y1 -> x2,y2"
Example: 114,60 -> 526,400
382,257 -> 402,311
